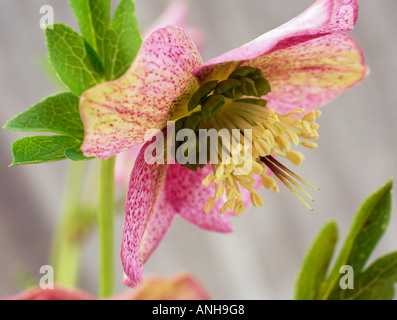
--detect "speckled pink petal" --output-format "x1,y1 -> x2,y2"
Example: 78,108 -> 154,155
164,163 -> 233,232
121,142 -> 169,287
140,188 -> 176,264
244,32 -> 367,114
194,0 -> 359,78
80,26 -> 202,159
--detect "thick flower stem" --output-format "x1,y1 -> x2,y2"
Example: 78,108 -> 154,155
98,157 -> 116,298
50,161 -> 86,287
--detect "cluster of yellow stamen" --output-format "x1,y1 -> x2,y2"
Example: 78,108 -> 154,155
201,102 -> 321,214
179,66 -> 321,214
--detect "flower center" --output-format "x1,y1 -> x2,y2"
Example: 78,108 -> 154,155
174,66 -> 320,214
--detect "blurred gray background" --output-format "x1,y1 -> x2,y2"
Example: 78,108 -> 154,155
1,0 -> 396,299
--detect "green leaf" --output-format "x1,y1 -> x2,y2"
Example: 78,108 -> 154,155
69,0 -> 111,62
329,252 -> 397,300
46,23 -> 104,96
319,179 -> 393,299
294,221 -> 338,300
65,149 -> 94,161
4,93 -> 83,139
10,136 -> 82,166
104,0 -> 142,80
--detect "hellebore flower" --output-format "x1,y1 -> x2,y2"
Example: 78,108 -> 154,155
3,273 -> 209,300
115,0 -> 206,188
79,0 -> 368,286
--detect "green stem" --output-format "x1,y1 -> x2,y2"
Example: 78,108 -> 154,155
50,161 -> 86,287
98,157 -> 116,298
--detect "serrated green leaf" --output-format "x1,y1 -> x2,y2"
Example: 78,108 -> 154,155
319,179 -> 393,299
46,23 -> 104,96
65,149 -> 94,161
294,221 -> 338,300
69,0 -> 111,62
4,93 -> 83,139
10,136 -> 82,166
330,252 -> 397,300
104,0 -> 141,80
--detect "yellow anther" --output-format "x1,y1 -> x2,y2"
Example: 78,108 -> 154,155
261,174 -> 276,189
251,193 -> 264,208
216,183 -> 224,198
228,199 -> 236,210
281,117 -> 301,127
302,111 -> 316,123
237,175 -> 255,185
258,139 -> 271,155
238,180 -> 256,193
205,198 -> 216,213
251,161 -> 264,175
285,128 -> 300,146
286,150 -> 305,166
220,201 -> 230,214
216,165 -> 224,178
276,135 -> 291,152
286,108 -> 305,116
202,174 -> 215,186
301,141 -> 318,149
302,120 -> 312,135
234,201 -> 245,216
254,140 -> 267,157
272,183 -> 280,193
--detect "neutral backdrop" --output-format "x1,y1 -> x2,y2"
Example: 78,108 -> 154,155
1,0 -> 396,299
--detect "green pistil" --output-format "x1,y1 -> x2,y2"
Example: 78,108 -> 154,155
174,66 -> 272,171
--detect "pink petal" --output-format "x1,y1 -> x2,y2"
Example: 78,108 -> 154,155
193,0 -> 366,114
80,26 -> 202,159
140,189 -> 176,264
3,286 -> 95,300
244,32 -> 367,114
121,142 -> 170,287
115,272 -> 210,300
165,163 -> 233,233
194,0 -> 359,76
